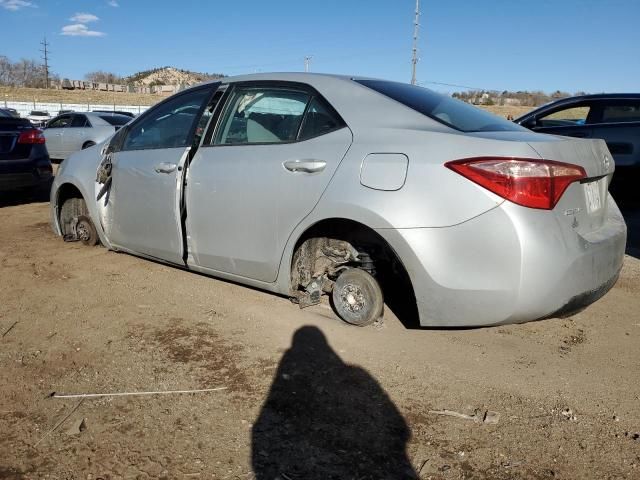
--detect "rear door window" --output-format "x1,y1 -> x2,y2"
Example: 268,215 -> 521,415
298,97 -> 345,140
71,115 -> 90,128
214,88 -> 310,145
600,102 -> 640,123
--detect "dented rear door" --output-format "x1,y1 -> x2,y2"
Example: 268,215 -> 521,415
186,84 -> 353,282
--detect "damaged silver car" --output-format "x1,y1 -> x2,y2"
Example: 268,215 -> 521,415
50,73 -> 626,327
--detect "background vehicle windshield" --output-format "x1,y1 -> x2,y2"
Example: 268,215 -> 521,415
356,79 -> 525,133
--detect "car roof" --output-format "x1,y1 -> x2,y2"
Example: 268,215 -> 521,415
557,93 -> 640,101
190,72 -> 457,134
210,72 -> 355,84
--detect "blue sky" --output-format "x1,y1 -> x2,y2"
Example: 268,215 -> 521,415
1,0 -> 639,94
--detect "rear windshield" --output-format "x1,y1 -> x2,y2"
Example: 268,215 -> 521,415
98,114 -> 131,126
355,79 -> 524,133
30,111 -> 49,116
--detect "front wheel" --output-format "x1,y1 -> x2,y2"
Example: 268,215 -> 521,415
331,268 -> 384,326
75,215 -> 99,246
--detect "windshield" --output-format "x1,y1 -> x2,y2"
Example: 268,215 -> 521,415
98,114 -> 131,126
355,79 -> 524,133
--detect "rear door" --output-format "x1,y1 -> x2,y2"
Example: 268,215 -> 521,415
104,85 -> 216,263
531,102 -> 595,139
588,100 -> 640,168
43,115 -> 72,158
63,114 -> 92,155
186,82 -> 352,282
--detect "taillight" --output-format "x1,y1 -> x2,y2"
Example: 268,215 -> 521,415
445,157 -> 586,210
17,129 -> 46,144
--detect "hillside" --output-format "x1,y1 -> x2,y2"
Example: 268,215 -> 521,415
125,67 -> 224,87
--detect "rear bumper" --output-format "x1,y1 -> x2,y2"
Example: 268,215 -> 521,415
0,155 -> 53,191
377,196 -> 627,327
0,172 -> 52,190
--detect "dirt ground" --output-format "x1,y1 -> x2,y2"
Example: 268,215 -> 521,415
1,192 -> 639,480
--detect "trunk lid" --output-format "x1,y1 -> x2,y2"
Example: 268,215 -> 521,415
0,118 -> 36,160
468,131 -> 614,234
526,135 -> 613,234
526,134 -> 613,179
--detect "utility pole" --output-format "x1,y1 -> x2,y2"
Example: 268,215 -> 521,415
304,56 -> 312,73
411,0 -> 420,85
40,37 -> 50,89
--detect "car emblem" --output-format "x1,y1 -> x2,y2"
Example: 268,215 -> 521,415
603,154 -> 611,170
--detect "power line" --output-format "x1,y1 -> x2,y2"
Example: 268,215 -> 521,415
418,80 -> 501,93
40,37 -> 50,89
411,0 -> 420,85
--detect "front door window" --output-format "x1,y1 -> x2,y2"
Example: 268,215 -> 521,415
122,88 -> 212,151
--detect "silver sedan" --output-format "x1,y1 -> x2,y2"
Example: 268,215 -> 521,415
49,73 -> 626,327
43,112 -> 131,160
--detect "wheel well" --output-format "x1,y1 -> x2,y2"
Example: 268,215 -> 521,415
56,183 -> 88,237
292,218 -> 419,327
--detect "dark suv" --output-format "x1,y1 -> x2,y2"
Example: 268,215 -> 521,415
515,94 -> 640,166
0,115 -> 53,193
515,94 -> 640,199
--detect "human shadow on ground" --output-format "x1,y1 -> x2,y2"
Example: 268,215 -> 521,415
251,326 -> 417,479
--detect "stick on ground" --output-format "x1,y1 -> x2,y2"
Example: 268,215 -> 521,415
50,387 -> 227,399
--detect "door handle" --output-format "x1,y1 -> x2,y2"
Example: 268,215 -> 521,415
568,132 -> 589,138
155,162 -> 177,174
283,160 -> 327,173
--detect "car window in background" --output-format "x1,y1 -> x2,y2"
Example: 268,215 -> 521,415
537,106 -> 590,127
47,116 -> 72,128
98,114 -> 132,126
122,88 -> 211,151
298,97 -> 345,140
30,111 -> 49,116
71,115 -> 90,128
356,79 -> 524,132
215,88 -> 310,145
601,103 -> 640,123
0,110 -> 10,118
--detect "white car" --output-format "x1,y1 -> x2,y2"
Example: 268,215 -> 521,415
43,112 -> 131,160
26,110 -> 51,127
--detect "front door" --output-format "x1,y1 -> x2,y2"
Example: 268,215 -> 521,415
43,115 -> 72,159
186,83 -> 352,282
105,85 -> 215,263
